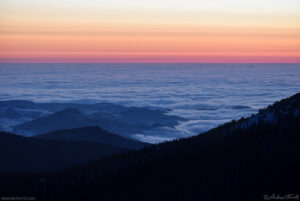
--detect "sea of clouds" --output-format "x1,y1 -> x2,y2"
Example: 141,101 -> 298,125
1,63 -> 300,143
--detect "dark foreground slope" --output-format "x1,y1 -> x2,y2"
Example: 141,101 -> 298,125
1,94 -> 300,201
0,132 -> 128,172
35,126 -> 149,150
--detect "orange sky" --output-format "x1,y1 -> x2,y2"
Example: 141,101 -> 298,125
1,0 -> 300,63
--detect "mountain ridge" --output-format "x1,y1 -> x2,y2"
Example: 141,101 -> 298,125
0,100 -> 184,139
35,126 -> 150,150
0,132 -> 130,173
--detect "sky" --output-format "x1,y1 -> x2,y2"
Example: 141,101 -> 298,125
0,0 -> 300,63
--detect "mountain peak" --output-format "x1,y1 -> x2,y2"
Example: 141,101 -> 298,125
53,108 -> 81,115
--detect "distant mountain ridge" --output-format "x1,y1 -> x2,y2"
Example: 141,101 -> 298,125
35,126 -> 149,150
14,108 -> 102,136
0,100 -> 184,139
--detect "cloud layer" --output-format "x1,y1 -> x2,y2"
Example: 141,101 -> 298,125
1,63 -> 300,143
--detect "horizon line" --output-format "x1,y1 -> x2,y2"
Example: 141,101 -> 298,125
1,62 -> 300,64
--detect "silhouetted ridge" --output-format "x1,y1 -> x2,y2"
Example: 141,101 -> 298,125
51,108 -> 81,115
0,132 -> 129,173
13,108 -> 98,136
4,101 -> 184,139
35,126 -> 149,150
